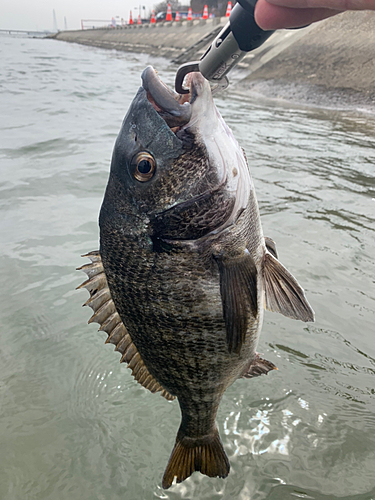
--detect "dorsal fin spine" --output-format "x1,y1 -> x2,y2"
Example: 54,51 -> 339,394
101,312 -> 121,335
105,323 -> 124,344
137,368 -> 149,384
88,299 -> 115,324
120,342 -> 135,362
128,352 -> 141,370
84,287 -> 109,308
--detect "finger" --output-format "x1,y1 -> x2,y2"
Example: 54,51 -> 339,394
264,0 -> 375,9
255,0 -> 341,29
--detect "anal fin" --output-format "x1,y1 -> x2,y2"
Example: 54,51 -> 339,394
263,251 -> 315,322
241,354 -> 277,379
216,250 -> 258,355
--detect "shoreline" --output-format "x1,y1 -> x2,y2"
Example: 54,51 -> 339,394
232,78 -> 375,116
53,12 -> 375,113
52,18 -> 226,60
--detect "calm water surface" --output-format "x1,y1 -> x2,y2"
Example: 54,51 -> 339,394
0,35 -> 374,500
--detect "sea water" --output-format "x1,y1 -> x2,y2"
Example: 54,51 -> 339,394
0,34 -> 374,500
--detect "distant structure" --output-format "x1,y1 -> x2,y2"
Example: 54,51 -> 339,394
191,0 -> 229,16
64,16 -> 68,30
53,9 -> 58,32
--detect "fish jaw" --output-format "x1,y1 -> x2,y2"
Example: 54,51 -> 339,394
141,66 -> 192,128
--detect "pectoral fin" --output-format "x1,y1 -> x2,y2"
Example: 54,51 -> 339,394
263,251 -> 315,322
215,251 -> 258,354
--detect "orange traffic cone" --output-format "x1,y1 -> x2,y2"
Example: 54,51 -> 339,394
175,10 -> 180,21
187,7 -> 192,20
202,5 -> 208,19
129,10 -> 134,25
166,3 -> 172,21
225,1 -> 232,17
150,9 -> 156,23
137,13 -> 141,24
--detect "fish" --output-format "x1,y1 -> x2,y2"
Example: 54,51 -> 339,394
77,66 -> 314,488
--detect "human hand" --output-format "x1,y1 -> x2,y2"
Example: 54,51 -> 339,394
254,0 -> 375,30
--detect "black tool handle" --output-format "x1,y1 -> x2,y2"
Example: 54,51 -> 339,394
176,0 -> 275,90
231,0 -> 274,51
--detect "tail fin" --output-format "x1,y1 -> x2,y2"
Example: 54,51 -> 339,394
162,428 -> 230,489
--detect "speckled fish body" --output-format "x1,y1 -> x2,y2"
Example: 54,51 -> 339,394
78,67 -> 314,488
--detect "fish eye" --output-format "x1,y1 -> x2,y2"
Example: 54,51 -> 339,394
133,152 -> 156,182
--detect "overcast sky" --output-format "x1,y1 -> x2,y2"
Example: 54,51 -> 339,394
1,0 -> 159,32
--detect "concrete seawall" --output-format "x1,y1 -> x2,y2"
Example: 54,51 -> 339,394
54,12 -> 375,110
236,11 -> 375,110
54,18 -> 226,60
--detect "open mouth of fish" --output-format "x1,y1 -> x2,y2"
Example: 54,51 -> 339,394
141,66 -> 194,131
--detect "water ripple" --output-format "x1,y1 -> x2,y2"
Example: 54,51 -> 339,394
0,35 -> 374,500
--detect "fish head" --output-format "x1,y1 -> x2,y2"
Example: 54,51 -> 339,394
100,66 -> 251,243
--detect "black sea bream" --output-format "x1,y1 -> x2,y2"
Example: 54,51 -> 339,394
78,66 -> 314,488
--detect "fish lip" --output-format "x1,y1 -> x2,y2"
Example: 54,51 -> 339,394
141,66 -> 192,128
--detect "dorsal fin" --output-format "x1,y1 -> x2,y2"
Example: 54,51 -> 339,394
77,251 -> 175,401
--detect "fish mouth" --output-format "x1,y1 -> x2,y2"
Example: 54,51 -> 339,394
141,66 -> 203,130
